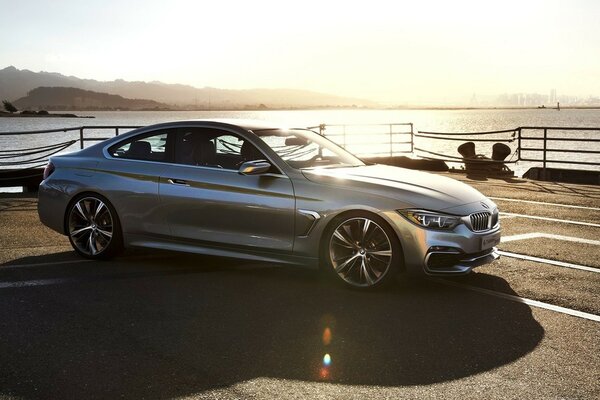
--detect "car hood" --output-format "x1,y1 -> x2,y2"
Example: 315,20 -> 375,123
302,164 -> 489,211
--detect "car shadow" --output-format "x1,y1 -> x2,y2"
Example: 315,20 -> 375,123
0,252 -> 544,399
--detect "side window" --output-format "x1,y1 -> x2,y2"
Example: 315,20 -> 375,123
215,135 -> 243,156
174,128 -> 269,171
109,130 -> 171,162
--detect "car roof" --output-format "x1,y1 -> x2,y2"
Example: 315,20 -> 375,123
150,119 -> 306,132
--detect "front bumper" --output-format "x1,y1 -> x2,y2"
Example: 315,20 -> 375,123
384,211 -> 501,276
424,247 -> 500,275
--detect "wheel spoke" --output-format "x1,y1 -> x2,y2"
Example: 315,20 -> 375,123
87,232 -> 97,255
94,201 -> 106,219
333,230 -> 355,248
96,228 -> 113,239
335,253 -> 361,273
367,249 -> 392,257
74,202 -> 88,221
361,219 -> 371,240
343,224 -> 356,243
361,258 -> 375,286
70,225 -> 93,236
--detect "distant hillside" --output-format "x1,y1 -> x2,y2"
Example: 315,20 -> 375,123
0,66 -> 378,108
13,87 -> 169,111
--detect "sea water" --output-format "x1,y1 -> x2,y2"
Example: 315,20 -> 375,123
1,109 -> 599,177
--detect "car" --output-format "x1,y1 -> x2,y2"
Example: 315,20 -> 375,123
38,119 -> 500,289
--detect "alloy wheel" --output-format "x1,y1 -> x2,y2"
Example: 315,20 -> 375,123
329,217 -> 393,287
68,197 -> 114,256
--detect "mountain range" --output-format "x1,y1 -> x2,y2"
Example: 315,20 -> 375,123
0,66 -> 377,109
12,87 -> 169,111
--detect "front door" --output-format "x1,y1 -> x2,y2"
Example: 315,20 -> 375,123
158,127 -> 296,253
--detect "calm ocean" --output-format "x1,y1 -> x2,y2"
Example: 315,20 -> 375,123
1,108 -> 599,176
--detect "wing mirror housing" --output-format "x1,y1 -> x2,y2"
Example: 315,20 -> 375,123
238,160 -> 272,175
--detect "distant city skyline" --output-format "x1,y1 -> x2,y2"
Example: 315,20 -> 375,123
1,0 -> 599,105
471,89 -> 600,108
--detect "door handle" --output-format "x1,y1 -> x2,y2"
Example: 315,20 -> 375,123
167,178 -> 189,186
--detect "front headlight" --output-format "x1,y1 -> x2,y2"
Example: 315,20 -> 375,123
398,209 -> 461,230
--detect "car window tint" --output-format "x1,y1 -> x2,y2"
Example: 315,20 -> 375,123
110,132 -> 169,161
174,128 -> 267,171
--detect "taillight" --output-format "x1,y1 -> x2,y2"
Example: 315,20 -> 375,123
43,162 -> 55,180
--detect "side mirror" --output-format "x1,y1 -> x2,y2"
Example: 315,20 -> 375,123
238,160 -> 271,175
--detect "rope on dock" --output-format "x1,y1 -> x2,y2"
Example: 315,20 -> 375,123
0,140 -> 76,166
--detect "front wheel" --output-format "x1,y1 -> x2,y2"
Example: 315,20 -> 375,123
67,195 -> 122,259
323,212 -> 401,289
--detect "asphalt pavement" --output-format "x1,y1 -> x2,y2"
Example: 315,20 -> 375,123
0,174 -> 598,399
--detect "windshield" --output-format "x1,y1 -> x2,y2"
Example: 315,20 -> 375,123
253,128 -> 365,169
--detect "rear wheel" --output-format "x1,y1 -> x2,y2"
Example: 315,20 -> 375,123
323,212 -> 401,289
67,195 -> 122,259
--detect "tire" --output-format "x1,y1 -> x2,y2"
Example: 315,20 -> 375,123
66,194 -> 123,259
321,211 -> 402,289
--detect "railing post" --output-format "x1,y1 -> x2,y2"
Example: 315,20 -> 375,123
319,124 -> 325,136
389,124 -> 393,157
543,128 -> 548,177
115,127 -> 119,136
517,128 -> 521,161
410,123 -> 414,153
79,128 -> 84,149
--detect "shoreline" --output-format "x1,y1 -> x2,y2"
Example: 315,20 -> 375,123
0,113 -> 94,118
2,106 -> 600,114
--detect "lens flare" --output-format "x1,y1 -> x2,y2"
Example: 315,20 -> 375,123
319,367 -> 330,379
323,353 -> 332,366
322,327 -> 332,345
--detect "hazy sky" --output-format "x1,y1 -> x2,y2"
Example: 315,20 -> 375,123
1,0 -> 599,104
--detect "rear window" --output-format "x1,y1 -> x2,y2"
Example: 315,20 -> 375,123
109,131 -> 170,162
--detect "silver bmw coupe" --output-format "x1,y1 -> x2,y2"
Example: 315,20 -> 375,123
38,120 -> 500,288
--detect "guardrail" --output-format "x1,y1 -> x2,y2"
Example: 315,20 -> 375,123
518,127 -> 600,168
413,128 -> 520,165
0,126 -> 140,189
0,124 -> 598,190
411,127 -> 600,173
309,123 -> 414,156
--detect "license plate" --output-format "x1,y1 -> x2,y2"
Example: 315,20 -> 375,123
481,232 -> 501,250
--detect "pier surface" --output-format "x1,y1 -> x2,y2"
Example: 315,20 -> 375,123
0,174 -> 598,399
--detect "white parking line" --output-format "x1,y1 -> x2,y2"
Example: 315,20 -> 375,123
499,212 -> 600,227
502,233 -> 600,246
497,250 -> 599,273
435,279 -> 600,322
490,197 -> 600,211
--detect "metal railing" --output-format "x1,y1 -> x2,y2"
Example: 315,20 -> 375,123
412,127 -> 600,176
310,123 -> 414,156
0,123 -> 598,188
413,128 -> 520,165
0,126 -> 140,187
518,127 -> 600,168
